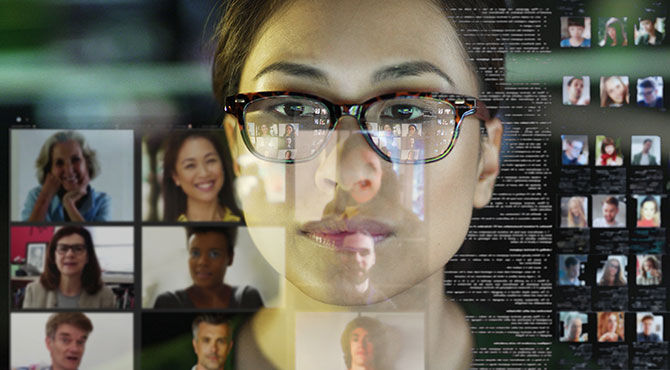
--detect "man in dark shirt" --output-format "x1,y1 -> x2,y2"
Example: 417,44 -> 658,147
637,314 -> 662,342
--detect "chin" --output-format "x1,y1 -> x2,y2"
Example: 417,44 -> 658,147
285,235 -> 433,306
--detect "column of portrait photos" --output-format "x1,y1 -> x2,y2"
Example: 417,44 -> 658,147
556,132 -> 669,368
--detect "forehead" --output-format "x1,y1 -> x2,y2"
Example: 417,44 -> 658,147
189,232 -> 228,250
351,327 -> 369,336
57,233 -> 86,244
240,0 -> 479,99
55,323 -> 88,338
197,322 -> 231,337
179,137 -> 216,156
52,140 -> 83,156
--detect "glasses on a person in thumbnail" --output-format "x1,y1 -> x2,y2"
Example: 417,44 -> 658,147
55,243 -> 87,255
225,91 -> 490,164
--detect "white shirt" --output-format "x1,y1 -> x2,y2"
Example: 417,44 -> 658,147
592,217 -> 624,228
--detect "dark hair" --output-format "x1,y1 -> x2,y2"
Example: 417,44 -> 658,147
641,314 -> 655,322
603,196 -> 619,208
565,256 -> 579,268
642,255 -> 660,271
340,316 -> 387,369
211,0 -> 506,105
640,79 -> 656,89
192,314 -> 234,338
40,226 -> 104,295
603,18 -> 627,46
162,131 -> 241,221
46,312 -> 93,338
640,16 -> 657,24
567,77 -> 582,87
186,226 -> 238,259
567,17 -> 585,28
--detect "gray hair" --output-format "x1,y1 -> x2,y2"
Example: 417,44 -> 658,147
35,131 -> 100,184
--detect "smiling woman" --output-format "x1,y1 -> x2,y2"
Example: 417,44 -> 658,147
212,0 -> 504,368
22,226 -> 116,309
21,131 -> 109,222
162,131 -> 241,222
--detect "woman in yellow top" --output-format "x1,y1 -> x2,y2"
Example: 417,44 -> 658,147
162,131 -> 241,222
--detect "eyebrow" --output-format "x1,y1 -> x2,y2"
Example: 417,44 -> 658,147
255,62 -> 330,84
372,61 -> 455,86
254,61 -> 455,87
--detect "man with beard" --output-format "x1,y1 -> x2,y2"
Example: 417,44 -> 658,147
340,232 -> 377,301
192,315 -> 234,370
593,196 -> 624,227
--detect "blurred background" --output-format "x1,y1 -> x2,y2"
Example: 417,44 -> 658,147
0,0 -> 223,129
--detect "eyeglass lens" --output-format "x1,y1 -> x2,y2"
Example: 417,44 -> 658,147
56,243 -> 87,254
243,96 -> 457,162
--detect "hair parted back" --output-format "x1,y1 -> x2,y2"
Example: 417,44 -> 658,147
35,131 -> 100,185
211,0 -> 507,106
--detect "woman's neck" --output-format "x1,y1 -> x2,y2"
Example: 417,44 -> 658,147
187,284 -> 230,307
59,275 -> 83,296
244,268 -> 472,369
186,199 -> 223,221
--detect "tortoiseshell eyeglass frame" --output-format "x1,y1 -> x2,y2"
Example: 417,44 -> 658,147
224,91 -> 490,164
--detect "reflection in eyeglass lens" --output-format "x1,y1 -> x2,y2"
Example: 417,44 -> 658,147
243,96 -> 457,162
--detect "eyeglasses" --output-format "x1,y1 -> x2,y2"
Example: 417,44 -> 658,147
224,91 -> 489,164
55,243 -> 87,255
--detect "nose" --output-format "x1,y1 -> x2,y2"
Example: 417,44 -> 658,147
315,117 -> 383,209
197,162 -> 209,176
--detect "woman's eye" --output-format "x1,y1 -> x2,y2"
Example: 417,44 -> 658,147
272,102 -> 312,117
381,104 -> 427,120
190,250 -> 200,258
184,163 -> 195,170
209,250 -> 222,258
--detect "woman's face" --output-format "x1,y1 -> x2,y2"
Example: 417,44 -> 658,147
286,125 -> 293,135
408,125 -> 417,135
607,260 -> 619,276
54,233 -> 88,277
641,201 -> 656,220
607,26 -> 617,39
228,0 -> 499,304
172,137 -> 224,206
50,140 -> 90,193
188,232 -> 231,288
604,144 -> 615,155
606,314 -> 617,333
260,125 -> 269,135
605,78 -> 625,104
569,199 -> 582,217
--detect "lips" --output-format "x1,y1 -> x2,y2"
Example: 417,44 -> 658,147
195,180 -> 217,191
300,218 -> 392,250
61,175 -> 80,186
194,270 -> 214,280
